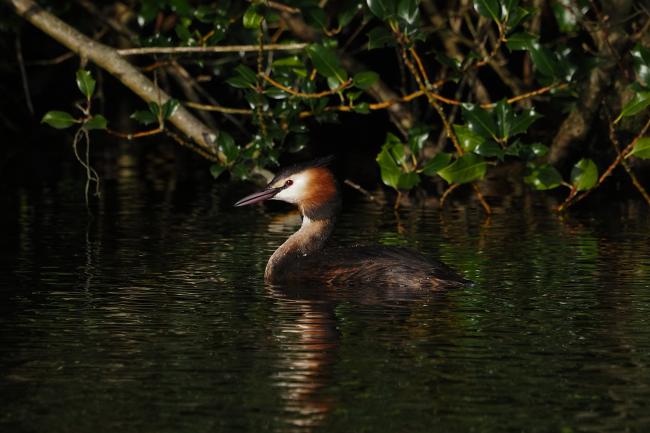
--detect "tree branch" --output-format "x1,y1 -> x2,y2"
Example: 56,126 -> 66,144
116,43 -> 307,56
8,0 -> 221,160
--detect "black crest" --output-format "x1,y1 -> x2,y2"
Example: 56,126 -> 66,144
268,155 -> 335,186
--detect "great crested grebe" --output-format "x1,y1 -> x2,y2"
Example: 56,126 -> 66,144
235,157 -> 469,290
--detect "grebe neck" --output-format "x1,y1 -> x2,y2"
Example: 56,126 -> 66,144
264,215 -> 335,281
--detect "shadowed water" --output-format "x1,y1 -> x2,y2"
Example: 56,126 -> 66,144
1,176 -> 649,433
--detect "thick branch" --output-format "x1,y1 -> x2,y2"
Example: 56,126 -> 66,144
548,0 -> 633,165
117,43 -> 307,56
8,0 -> 220,159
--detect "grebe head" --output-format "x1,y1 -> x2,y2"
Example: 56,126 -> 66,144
234,156 -> 340,219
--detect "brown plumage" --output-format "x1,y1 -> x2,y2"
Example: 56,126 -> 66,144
235,157 -> 469,290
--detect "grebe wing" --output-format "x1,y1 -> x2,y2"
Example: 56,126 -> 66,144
291,245 -> 469,290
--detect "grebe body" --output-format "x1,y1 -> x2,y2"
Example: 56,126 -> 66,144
235,157 -> 468,290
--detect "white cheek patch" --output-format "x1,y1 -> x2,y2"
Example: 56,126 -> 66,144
273,172 -> 310,204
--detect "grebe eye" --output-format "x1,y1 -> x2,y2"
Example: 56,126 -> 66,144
285,179 -> 293,187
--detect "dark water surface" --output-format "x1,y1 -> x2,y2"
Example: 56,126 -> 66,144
1,176 -> 650,433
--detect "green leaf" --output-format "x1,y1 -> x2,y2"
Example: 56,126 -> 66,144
530,142 -> 549,157
631,44 -> 650,87
305,7 -> 328,29
148,101 -> 160,118
475,141 -> 504,159
505,6 -> 530,31
376,144 -> 403,190
435,53 -> 461,70
169,0 -> 191,17
500,0 -> 519,16
551,0 -> 581,32
367,27 -> 396,49
504,141 -> 547,160
338,2 -> 361,27
524,164 -> 562,190
420,152 -> 452,176
386,132 -> 406,164
615,89 -> 650,123
243,6 -> 264,29
407,127 -> 429,154
130,110 -> 157,125
505,32 -> 536,51
528,42 -> 564,78
217,131 -> 239,163
461,103 -> 497,139
210,164 -> 226,179
138,1 -> 158,25
354,102 -> 370,114
570,158 -> 598,191
175,19 -> 193,43
76,69 -> 96,100
226,76 -> 255,89
230,163 -> 250,181
366,0 -> 396,20
494,99 -> 514,139
273,56 -> 303,68
162,99 -> 179,119
265,87 -> 289,99
287,134 -> 308,153
236,64 -> 258,84
226,64 -> 257,89
376,132 -> 420,190
41,110 -> 77,129
474,0 -> 501,22
626,137 -> 650,160
347,90 -> 363,102
510,107 -> 541,136
306,43 -> 348,83
397,172 -> 420,190
437,153 -> 487,184
453,124 -> 485,152
272,56 -> 307,77
83,114 -> 107,131
397,0 -> 419,24
353,71 -> 379,90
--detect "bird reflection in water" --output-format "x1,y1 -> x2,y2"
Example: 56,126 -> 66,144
268,289 -> 338,430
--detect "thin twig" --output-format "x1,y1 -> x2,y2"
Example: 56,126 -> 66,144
27,51 -> 75,66
556,185 -> 578,212
440,183 -> 461,208
15,33 -> 34,115
399,41 -> 464,153
621,160 -> 650,205
344,179 -> 378,203
263,74 -> 353,98
394,191 -> 402,210
106,127 -> 163,139
117,43 -> 307,56
72,128 -> 100,207
171,61 -> 246,132
186,89 -> 423,118
472,184 -> 492,214
399,31 -> 492,214
486,83 -> 569,108
560,117 -> 650,211
264,0 -> 300,14
474,19 -> 506,68
184,101 -> 253,115
256,22 -> 269,141
609,115 -> 650,206
164,130 -> 222,162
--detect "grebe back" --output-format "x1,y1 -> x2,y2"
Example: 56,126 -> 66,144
235,157 -> 469,290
